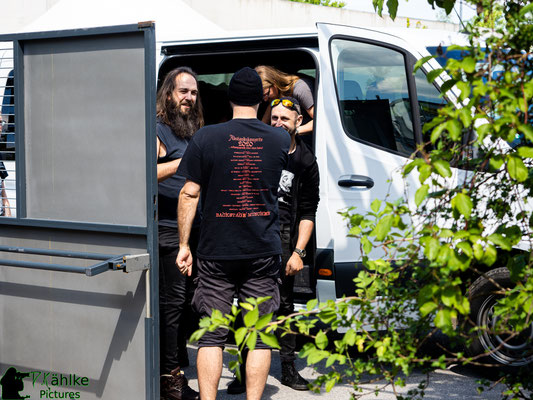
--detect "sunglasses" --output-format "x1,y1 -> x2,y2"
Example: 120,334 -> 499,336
271,98 -> 300,113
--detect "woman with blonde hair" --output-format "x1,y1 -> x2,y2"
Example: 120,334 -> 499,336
255,65 -> 314,137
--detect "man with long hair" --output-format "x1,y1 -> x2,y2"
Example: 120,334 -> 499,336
156,67 -> 203,400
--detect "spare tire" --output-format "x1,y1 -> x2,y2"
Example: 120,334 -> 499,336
467,267 -> 533,367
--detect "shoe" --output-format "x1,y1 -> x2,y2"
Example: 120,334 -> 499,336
280,362 -> 310,391
227,375 -> 246,395
160,367 -> 199,400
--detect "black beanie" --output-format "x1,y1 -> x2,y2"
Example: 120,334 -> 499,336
228,67 -> 263,106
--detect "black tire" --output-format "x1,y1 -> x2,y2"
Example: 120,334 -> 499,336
467,267 -> 533,367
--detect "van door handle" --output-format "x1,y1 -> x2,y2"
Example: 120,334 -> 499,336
338,175 -> 374,189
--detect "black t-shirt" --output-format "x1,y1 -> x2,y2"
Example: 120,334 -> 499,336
178,118 -> 290,260
278,145 -> 301,226
157,121 -> 190,228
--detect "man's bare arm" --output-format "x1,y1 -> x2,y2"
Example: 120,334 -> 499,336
176,180 -> 201,275
157,137 -> 181,182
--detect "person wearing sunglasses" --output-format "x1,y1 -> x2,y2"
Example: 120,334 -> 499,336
255,66 -> 314,140
228,97 -> 319,394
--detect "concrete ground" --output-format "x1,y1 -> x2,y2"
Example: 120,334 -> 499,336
181,344 -> 510,400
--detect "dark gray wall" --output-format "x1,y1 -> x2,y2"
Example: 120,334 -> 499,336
0,226 -> 148,399
23,33 -> 147,226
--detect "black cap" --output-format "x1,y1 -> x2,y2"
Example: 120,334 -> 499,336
228,67 -> 263,106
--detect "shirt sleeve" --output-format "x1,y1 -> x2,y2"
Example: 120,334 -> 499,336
293,78 -> 315,112
177,136 -> 203,184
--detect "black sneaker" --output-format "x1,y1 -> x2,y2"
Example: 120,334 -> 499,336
160,368 -> 199,400
280,362 -> 310,391
227,375 -> 246,395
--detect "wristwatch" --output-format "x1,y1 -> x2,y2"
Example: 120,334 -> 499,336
293,248 -> 306,258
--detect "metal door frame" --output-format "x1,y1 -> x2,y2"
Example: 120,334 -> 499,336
0,23 -> 159,399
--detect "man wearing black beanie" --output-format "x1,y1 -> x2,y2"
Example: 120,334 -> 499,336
176,67 -> 290,400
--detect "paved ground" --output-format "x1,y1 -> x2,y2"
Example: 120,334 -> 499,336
181,344 -> 510,399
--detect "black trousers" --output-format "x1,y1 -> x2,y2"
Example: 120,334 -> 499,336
278,224 -> 297,363
158,225 -> 198,374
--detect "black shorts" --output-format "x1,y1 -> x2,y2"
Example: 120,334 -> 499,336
192,255 -> 281,349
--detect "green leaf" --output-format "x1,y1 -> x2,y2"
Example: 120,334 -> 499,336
325,377 -> 337,392
255,313 -> 273,330
473,243 -> 484,261
344,329 -> 356,346
481,244 -> 497,267
361,236 -> 373,254
433,159 -> 452,178
487,233 -> 512,251
507,156 -> 529,182
420,301 -> 438,317
456,81 -> 470,101
451,193 -> 473,219
446,119 -> 463,141
423,237 -> 440,261
415,184 -> 429,207
457,241 -> 473,258
235,327 -> 248,346
427,68 -> 444,83
240,302 -> 254,311
441,286 -> 457,307
325,355 -> 337,368
440,78 -> 457,94
315,330 -> 329,350
372,214 -> 394,241
517,147 -> 533,159
386,0 -> 398,19
434,309 -> 451,329
518,124 -> 533,142
461,57 -> 477,73
414,55 -> 435,72
246,331 -> 258,351
258,332 -> 280,349
520,3 -> 533,16
371,199 -> 382,213
489,155 -> 504,171
306,299 -> 318,311
458,107 -> 472,127
307,349 -> 329,364
190,328 -> 207,343
244,307 -> 259,327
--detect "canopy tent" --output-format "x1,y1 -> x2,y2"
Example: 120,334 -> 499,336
19,0 -> 226,42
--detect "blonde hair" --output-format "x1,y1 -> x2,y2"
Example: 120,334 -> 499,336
255,65 -> 300,97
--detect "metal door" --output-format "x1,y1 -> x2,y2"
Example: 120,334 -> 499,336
0,24 -> 158,400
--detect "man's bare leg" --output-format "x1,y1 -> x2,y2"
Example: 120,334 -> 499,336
245,349 -> 271,400
197,346 -> 223,400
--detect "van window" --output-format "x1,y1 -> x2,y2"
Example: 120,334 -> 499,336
331,39 -> 416,157
414,68 -> 447,128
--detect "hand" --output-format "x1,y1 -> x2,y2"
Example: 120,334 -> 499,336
176,245 -> 193,276
285,252 -> 304,276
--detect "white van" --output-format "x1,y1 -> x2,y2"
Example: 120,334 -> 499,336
0,23 -> 529,390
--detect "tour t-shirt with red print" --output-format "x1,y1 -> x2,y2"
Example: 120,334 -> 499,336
178,118 -> 290,260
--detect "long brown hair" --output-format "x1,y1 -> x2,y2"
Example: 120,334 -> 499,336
156,67 -> 204,128
255,65 -> 300,97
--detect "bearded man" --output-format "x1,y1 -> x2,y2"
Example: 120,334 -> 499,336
156,67 -> 203,400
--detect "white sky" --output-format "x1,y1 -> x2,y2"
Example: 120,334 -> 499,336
344,0 -> 477,24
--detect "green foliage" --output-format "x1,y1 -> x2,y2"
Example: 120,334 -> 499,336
287,0 -> 346,8
189,1 -> 533,398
